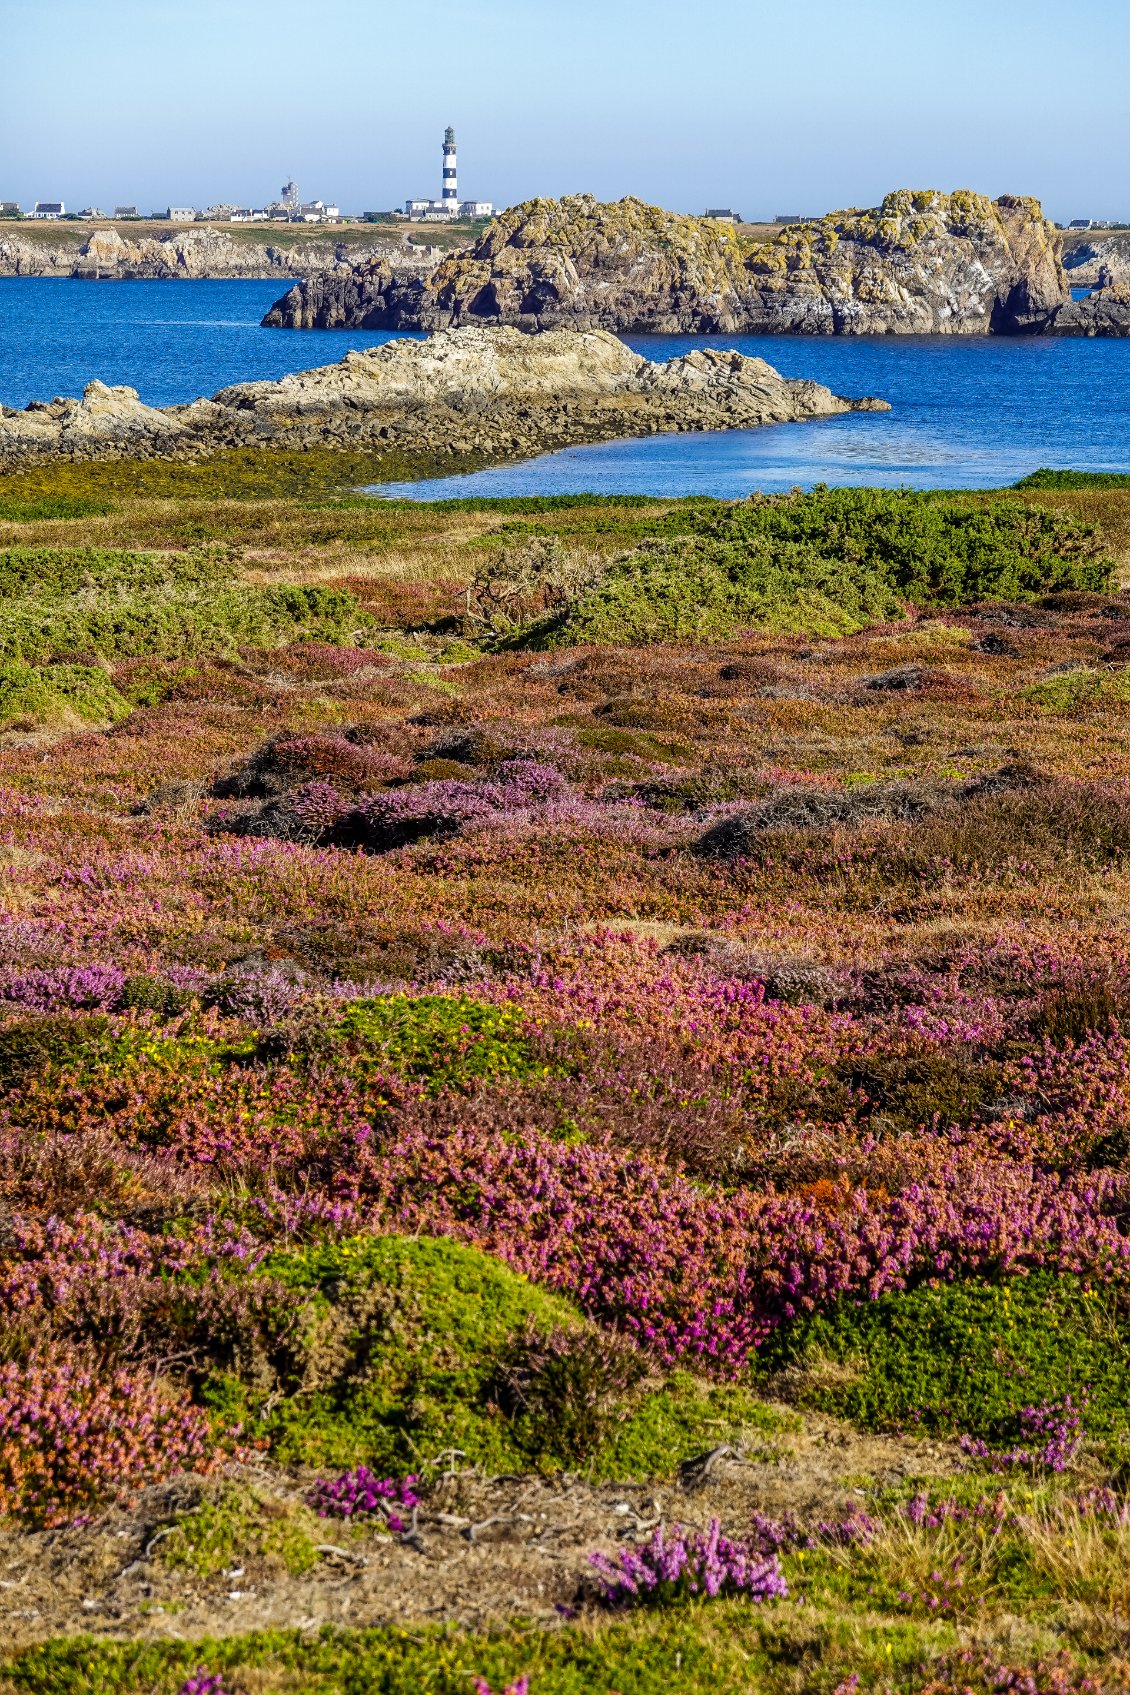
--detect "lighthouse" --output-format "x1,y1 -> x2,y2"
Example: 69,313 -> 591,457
403,128 -> 492,220
442,126 -> 458,211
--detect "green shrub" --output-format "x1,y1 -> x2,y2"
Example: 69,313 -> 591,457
0,545 -> 231,602
324,993 -> 542,1093
1015,469 -> 1130,489
539,534 -> 905,645
0,584 -> 366,665
760,1272 -> 1130,1442
0,547 -> 369,666
529,488 -> 1113,647
0,659 -> 131,729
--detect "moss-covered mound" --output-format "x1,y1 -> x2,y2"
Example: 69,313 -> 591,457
759,1271 -> 1130,1443
201,1235 -> 780,1477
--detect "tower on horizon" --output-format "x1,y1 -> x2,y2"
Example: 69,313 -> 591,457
403,128 -> 491,221
442,126 -> 458,210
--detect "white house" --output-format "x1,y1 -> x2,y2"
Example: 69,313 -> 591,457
29,201 -> 65,219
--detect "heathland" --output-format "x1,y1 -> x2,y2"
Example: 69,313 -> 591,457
4,458 -> 1130,1692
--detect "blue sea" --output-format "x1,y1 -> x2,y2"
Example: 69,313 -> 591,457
1,276 -> 1128,495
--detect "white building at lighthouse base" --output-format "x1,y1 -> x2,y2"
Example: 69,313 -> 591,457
404,197 -> 493,221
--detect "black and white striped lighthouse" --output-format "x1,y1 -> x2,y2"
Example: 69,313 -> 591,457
442,126 -> 458,211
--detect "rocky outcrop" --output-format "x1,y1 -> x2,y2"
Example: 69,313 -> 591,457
0,326 -> 888,471
740,192 -> 1068,334
1048,278 -> 1130,336
264,190 -> 1072,336
1062,236 -> 1130,291
0,226 -> 408,281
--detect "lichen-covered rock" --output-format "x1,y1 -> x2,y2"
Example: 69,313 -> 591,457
1061,236 -> 1130,291
0,380 -> 194,460
0,325 -> 888,470
264,190 -> 1072,336
740,191 -> 1068,334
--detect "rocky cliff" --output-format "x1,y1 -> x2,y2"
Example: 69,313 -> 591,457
0,226 -> 407,281
1048,278 -> 1130,336
0,326 -> 887,471
1062,235 -> 1130,290
263,191 -> 1072,336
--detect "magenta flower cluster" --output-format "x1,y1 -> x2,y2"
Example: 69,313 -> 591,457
177,1673 -> 239,1695
307,1466 -> 420,1532
589,1517 -> 789,1606
960,1396 -> 1085,1473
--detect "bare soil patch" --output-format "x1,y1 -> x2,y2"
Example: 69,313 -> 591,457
0,1410 -> 959,1650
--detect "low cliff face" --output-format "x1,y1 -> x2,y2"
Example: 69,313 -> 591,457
1049,279 -> 1130,337
1062,235 -> 1130,290
0,226 -> 403,281
264,191 -> 1072,336
0,326 -> 887,470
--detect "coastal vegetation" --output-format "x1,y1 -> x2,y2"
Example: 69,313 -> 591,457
5,465 -> 1130,1688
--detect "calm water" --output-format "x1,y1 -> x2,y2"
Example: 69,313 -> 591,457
0,277 -> 412,409
383,334 -> 1130,496
1,279 -> 1128,494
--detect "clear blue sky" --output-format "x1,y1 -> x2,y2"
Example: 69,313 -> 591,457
3,0 -> 1127,222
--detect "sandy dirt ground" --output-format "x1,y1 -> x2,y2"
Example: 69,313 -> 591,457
0,1409 -> 960,1650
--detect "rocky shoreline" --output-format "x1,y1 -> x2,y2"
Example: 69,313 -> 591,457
263,191 -> 1130,339
0,326 -> 888,472
0,225 -> 416,282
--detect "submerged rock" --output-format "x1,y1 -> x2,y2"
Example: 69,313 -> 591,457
0,325 -> 889,470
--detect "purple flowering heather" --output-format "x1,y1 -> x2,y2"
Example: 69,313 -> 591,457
287,779 -> 351,835
307,1466 -> 420,1532
0,962 -> 126,1013
589,1517 -> 788,1605
341,759 -> 572,852
178,1674 -> 238,1695
960,1395 -> 1085,1474
749,1508 -> 878,1554
214,965 -> 308,1024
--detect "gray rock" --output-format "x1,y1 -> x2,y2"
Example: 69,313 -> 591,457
0,325 -> 889,471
